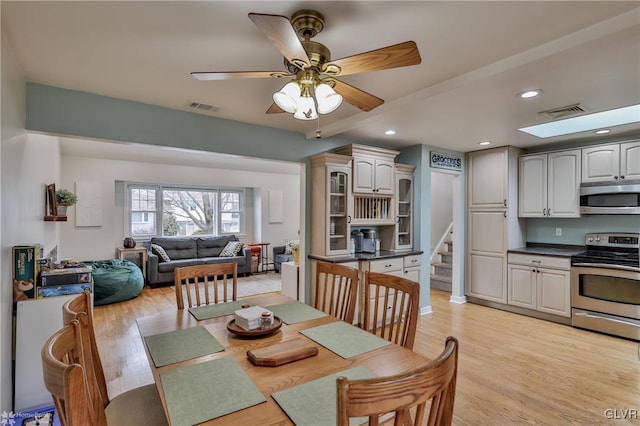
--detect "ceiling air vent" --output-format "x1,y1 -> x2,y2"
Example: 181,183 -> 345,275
539,103 -> 587,119
188,101 -> 217,112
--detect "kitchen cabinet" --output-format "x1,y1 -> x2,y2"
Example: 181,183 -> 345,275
466,146 -> 524,304
507,253 -> 571,318
334,144 -> 400,195
581,140 -> 640,182
519,149 -> 581,218
309,153 -> 353,256
403,254 -> 421,282
467,210 -> 508,302
467,146 -> 509,209
379,164 -> 415,250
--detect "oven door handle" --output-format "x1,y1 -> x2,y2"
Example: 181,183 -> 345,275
571,262 -> 640,272
574,311 -> 640,327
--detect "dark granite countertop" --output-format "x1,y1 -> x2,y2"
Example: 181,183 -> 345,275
508,243 -> 585,257
309,250 -> 423,264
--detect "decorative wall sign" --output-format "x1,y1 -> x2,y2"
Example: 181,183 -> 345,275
430,151 -> 462,171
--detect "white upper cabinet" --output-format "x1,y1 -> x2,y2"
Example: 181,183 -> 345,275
468,147 -> 508,209
352,157 -> 395,194
519,150 -> 580,218
582,140 -> 640,183
334,144 -> 399,195
621,140 -> 640,180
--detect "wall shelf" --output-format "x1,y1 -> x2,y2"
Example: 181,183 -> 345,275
44,215 -> 67,222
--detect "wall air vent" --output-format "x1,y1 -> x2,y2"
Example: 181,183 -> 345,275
539,103 -> 587,119
188,101 -> 218,112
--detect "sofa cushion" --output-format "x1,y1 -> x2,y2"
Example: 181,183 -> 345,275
220,241 -> 244,257
196,235 -> 237,258
150,244 -> 171,262
157,258 -> 204,273
201,255 -> 246,266
151,237 -> 197,261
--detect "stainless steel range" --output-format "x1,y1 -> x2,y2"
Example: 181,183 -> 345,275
571,233 -> 640,340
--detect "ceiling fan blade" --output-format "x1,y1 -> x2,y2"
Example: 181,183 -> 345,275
248,13 -> 311,69
330,79 -> 384,112
191,71 -> 291,81
266,103 -> 285,114
324,41 -> 421,76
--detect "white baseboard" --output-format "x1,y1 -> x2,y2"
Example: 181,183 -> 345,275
419,305 -> 433,315
449,295 -> 467,304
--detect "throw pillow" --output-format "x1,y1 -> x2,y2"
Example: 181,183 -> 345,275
220,241 -> 244,257
151,244 -> 171,263
284,239 -> 299,255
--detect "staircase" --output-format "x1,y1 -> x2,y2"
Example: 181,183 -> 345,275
431,238 -> 453,292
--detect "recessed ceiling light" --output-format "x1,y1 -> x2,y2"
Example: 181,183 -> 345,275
478,141 -> 491,146
519,104 -> 640,138
595,129 -> 611,135
518,89 -> 542,99
384,130 -> 396,136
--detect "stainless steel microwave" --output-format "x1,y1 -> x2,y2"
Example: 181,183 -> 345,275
580,180 -> 640,214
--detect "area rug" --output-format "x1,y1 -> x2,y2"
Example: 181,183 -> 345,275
171,275 -> 282,299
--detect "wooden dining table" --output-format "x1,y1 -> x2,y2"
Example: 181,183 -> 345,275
136,293 -> 430,425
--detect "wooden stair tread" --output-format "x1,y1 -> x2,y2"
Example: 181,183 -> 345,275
430,274 -> 452,282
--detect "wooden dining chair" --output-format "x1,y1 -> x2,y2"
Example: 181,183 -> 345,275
62,290 -> 167,426
174,262 -> 237,309
361,271 -> 420,350
314,261 -> 359,323
337,336 -> 459,426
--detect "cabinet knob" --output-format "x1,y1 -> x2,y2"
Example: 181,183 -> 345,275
620,175 -> 625,180
614,176 -> 619,180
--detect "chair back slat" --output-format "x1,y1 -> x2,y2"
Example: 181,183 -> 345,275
174,263 -> 237,309
42,320 -> 107,426
63,290 -> 109,411
362,271 -> 419,350
314,262 -> 359,323
337,336 -> 459,426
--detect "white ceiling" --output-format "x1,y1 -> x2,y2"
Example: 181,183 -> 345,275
3,1 -> 640,158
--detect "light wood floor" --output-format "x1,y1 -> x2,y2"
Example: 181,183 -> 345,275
93,277 -> 640,425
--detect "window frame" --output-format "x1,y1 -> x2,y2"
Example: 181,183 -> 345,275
124,182 -> 246,240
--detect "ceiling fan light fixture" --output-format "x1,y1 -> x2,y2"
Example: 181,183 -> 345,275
315,83 -> 343,114
273,81 -> 301,113
293,95 -> 318,120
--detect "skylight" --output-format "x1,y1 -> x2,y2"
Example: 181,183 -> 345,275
518,104 -> 640,138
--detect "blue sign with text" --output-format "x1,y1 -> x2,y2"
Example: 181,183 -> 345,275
430,151 -> 462,171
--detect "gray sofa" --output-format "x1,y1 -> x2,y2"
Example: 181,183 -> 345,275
273,245 -> 293,273
145,235 -> 251,287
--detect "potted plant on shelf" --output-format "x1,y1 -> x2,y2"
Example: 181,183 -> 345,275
56,189 -> 78,216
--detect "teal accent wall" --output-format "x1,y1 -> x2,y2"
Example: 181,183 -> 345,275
26,82 -> 357,162
527,216 -> 640,245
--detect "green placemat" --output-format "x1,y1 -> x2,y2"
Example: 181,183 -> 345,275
189,300 -> 251,320
266,302 -> 328,324
272,366 -> 375,426
144,325 -> 224,367
160,357 -> 266,426
300,322 -> 390,358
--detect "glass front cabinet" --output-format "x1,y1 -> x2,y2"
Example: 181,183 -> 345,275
395,164 -> 415,250
309,153 -> 353,256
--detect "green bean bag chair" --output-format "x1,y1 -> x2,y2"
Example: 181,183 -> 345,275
85,259 -> 144,306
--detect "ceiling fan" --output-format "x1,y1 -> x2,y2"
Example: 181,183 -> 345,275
191,10 -> 422,120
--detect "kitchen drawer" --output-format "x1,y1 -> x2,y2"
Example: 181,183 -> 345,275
403,254 -> 421,268
507,253 -> 570,270
369,257 -> 403,273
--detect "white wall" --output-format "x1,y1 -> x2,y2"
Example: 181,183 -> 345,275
59,152 -> 301,261
1,33 -> 62,410
430,172 -> 454,251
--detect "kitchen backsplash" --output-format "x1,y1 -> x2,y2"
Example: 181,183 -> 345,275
526,216 -> 640,245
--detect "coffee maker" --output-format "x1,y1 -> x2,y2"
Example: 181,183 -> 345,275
352,229 -> 376,253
